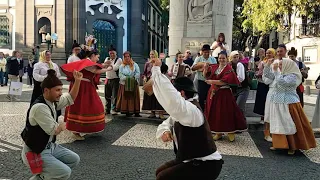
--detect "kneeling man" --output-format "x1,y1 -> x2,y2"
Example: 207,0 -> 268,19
151,58 -> 223,180
21,69 -> 83,180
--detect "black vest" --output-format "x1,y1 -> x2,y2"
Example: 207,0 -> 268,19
173,101 -> 217,162
232,62 -> 249,88
21,95 -> 57,154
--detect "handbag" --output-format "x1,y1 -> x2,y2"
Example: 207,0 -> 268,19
142,79 -> 154,96
9,81 -> 23,95
249,74 -> 258,90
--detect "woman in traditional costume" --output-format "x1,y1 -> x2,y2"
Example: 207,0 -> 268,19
204,51 -> 247,142
168,51 -> 192,83
31,50 -> 61,104
253,49 -> 275,122
258,48 -> 276,142
142,50 -> 166,119
311,75 -> 320,129
61,50 -> 112,140
263,59 -> 316,155
116,51 -> 141,117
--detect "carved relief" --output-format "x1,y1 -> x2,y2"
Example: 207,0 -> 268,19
188,0 -> 213,21
185,41 -> 211,49
37,7 -> 53,16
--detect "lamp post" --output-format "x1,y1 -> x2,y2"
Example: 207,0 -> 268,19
45,33 -> 51,51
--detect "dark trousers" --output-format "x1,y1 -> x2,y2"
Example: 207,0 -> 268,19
296,88 -> 304,107
0,70 -> 4,85
28,75 -> 33,86
4,72 -> 8,85
198,80 -> 211,111
104,78 -> 120,112
156,159 -> 223,180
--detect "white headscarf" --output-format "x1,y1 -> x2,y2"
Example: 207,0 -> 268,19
281,59 -> 302,86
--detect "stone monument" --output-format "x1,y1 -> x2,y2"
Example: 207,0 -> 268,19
167,0 -> 234,67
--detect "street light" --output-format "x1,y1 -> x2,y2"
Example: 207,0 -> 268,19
45,33 -> 51,51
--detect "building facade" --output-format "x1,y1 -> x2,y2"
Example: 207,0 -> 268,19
0,0 -> 168,68
276,7 -> 320,81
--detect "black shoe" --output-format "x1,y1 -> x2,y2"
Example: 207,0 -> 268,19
134,114 -> 142,117
126,113 -> 132,117
105,110 -> 110,115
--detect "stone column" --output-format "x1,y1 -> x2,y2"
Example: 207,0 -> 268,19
73,0 -> 86,44
15,0 -> 26,48
168,0 -> 186,58
56,0 -> 66,48
212,0 -> 234,49
25,0 -> 35,47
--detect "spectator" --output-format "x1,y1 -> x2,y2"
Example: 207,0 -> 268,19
16,51 -> 24,82
0,52 -> 7,86
183,50 -> 194,67
211,33 -> 230,59
6,51 -> 20,101
67,43 -> 81,63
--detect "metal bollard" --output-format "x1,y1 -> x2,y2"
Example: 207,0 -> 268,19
305,85 -> 311,96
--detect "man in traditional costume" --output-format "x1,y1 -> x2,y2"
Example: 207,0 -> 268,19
152,58 -> 223,180
168,51 -> 192,82
21,69 -> 83,180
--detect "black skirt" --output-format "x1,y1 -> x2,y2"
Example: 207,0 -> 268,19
142,93 -> 164,111
253,82 -> 269,116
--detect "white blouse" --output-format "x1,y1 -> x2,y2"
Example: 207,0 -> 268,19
33,62 -> 61,82
152,66 -> 222,162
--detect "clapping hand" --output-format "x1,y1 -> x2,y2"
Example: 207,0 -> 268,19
273,63 -> 279,71
73,71 -> 83,81
151,58 -> 162,67
267,59 -> 274,66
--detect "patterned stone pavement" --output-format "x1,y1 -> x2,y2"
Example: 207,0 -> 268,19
0,101 -> 319,180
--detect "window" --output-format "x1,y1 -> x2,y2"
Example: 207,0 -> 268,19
153,10 -> 156,28
303,47 -> 318,63
148,5 -> 151,22
0,15 -> 9,46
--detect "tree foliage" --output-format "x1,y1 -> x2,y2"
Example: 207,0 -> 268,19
232,0 -> 251,51
242,0 -> 319,34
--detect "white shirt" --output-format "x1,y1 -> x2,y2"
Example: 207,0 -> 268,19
67,55 -> 80,63
152,66 -> 222,162
211,41 -> 230,57
104,57 -> 122,79
29,93 -> 74,141
236,62 -> 245,83
33,62 -> 61,82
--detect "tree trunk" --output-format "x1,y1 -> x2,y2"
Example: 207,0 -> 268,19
253,34 -> 266,57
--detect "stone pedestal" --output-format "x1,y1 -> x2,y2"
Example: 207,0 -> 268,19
168,0 -> 234,62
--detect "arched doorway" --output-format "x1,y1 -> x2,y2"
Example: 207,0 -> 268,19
38,17 -> 51,44
92,20 -> 116,63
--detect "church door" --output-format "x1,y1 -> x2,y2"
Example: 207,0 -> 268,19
92,20 -> 117,63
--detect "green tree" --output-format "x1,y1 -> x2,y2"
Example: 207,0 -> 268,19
241,0 -> 319,53
232,0 -> 251,51
242,0 -> 319,34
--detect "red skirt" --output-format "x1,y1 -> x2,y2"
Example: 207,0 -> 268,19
65,81 -> 105,133
205,88 -> 247,133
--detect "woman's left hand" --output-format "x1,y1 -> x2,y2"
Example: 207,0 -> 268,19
205,80 -> 215,85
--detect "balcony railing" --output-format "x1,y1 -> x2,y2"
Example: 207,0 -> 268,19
299,23 -> 320,37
